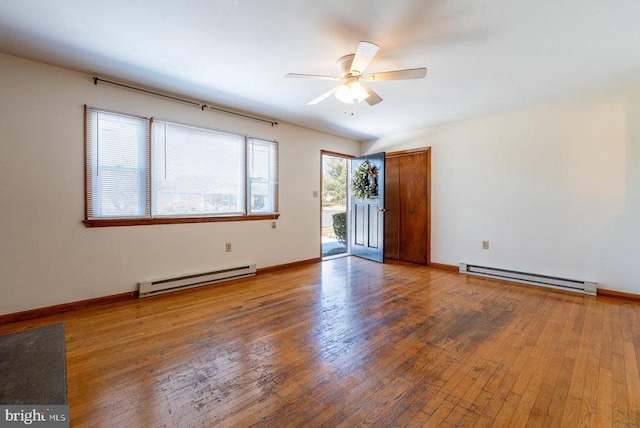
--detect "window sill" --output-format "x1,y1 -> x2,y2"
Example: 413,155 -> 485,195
83,213 -> 280,228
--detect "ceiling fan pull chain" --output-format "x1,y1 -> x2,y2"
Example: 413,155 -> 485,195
343,106 -> 355,116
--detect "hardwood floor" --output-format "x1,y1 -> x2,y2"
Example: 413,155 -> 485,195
2,257 -> 640,427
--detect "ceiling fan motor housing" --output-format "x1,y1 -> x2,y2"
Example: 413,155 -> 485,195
337,54 -> 356,77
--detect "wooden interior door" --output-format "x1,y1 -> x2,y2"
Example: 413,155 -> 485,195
384,149 -> 430,264
350,152 -> 385,263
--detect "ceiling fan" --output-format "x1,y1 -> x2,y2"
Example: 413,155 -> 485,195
286,41 -> 427,106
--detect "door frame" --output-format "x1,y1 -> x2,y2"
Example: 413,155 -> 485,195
320,150 -> 354,259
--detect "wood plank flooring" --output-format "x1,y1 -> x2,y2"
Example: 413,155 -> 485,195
2,256 -> 640,427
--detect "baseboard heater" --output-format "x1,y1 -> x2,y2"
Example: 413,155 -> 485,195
138,264 -> 256,298
459,263 -> 597,295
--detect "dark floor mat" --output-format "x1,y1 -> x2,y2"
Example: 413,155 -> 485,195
0,323 -> 67,404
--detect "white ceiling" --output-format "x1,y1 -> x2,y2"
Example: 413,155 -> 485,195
1,0 -> 639,141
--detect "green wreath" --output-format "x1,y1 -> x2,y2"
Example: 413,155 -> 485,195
352,160 -> 378,200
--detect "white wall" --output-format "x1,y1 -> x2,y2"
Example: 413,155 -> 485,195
363,90 -> 640,294
0,53 -> 359,315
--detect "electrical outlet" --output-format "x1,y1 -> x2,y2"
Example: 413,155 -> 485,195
272,221 -> 277,229
312,190 -> 319,198
482,241 -> 490,250
225,242 -> 232,252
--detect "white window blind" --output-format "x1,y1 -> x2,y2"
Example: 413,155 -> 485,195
153,122 -> 245,216
247,138 -> 278,213
85,107 -> 150,219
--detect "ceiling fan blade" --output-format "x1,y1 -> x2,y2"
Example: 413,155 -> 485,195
307,85 -> 341,105
364,85 -> 383,106
364,67 -> 427,82
286,73 -> 341,81
350,41 -> 380,76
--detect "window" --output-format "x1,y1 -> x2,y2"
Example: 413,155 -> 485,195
85,106 -> 279,226
85,110 -> 150,218
153,122 -> 245,216
247,138 -> 278,213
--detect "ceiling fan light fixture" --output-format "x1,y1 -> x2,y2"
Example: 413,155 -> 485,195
334,80 -> 370,104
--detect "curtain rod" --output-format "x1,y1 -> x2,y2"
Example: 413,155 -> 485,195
92,77 -> 279,127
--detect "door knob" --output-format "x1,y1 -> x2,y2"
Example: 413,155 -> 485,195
378,208 -> 388,213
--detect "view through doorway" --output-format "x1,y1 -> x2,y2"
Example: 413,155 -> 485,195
321,152 -> 350,258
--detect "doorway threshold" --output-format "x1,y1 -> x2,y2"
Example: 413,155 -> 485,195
322,253 -> 350,261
